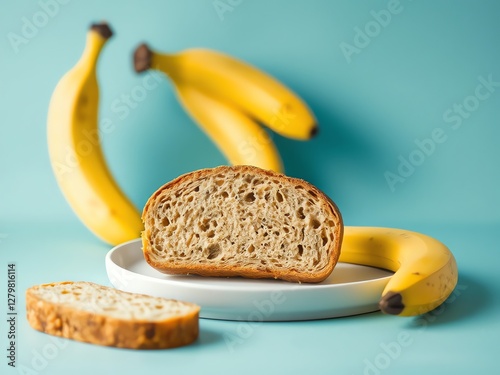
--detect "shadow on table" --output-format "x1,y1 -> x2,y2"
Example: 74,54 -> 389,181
404,273 -> 491,329
194,327 -> 225,347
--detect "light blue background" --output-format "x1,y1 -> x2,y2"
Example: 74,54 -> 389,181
1,1 -> 499,374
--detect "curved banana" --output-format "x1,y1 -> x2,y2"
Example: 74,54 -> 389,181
47,23 -> 142,245
175,85 -> 283,172
133,44 -> 318,140
340,227 -> 458,316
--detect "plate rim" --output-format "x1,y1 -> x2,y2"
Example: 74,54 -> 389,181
105,238 -> 393,291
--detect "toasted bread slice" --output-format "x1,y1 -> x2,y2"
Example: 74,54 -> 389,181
26,281 -> 199,349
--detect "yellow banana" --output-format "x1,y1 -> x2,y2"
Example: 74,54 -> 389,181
47,23 -> 142,245
340,227 -> 458,316
175,85 -> 283,172
133,44 -> 318,140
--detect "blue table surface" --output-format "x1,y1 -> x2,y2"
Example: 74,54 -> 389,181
2,1 -> 500,373
1,218 -> 498,375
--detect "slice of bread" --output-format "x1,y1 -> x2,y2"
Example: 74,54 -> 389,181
26,281 -> 200,349
142,165 -> 343,283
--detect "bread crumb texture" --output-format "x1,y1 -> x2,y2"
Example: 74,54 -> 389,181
143,166 -> 343,282
30,281 -> 195,320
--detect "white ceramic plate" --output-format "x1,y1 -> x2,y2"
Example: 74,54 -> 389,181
105,239 -> 393,321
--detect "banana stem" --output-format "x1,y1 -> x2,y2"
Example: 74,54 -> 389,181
133,43 -> 179,78
76,23 -> 112,70
133,43 -> 153,72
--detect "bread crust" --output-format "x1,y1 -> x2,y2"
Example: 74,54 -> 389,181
142,165 -> 343,283
26,282 -> 199,349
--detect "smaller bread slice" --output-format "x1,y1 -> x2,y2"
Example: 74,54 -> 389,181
142,165 -> 343,283
26,281 -> 200,349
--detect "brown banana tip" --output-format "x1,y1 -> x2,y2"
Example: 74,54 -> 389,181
133,43 -> 152,73
379,292 -> 404,315
309,124 -> 319,138
90,22 -> 113,39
